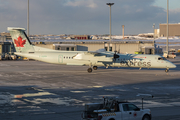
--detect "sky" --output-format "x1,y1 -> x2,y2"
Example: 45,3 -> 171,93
0,0 -> 180,35
153,0 -> 180,9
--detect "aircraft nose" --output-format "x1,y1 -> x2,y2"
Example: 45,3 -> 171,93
169,63 -> 176,68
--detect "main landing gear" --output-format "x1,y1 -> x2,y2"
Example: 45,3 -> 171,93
87,66 -> 98,73
165,68 -> 169,73
87,68 -> 92,73
93,66 -> 98,70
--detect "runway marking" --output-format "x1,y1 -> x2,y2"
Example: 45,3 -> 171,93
88,86 -> 103,88
0,92 -> 14,105
0,63 -> 10,66
70,91 -> 88,93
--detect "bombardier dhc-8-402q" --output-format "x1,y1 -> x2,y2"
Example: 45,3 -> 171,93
8,27 -> 176,73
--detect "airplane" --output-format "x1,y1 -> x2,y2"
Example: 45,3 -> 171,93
8,27 -> 176,73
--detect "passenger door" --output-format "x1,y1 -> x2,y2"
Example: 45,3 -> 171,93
121,104 -> 130,120
127,104 -> 142,120
121,104 -> 142,120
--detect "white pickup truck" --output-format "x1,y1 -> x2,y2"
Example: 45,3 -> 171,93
81,97 -> 151,120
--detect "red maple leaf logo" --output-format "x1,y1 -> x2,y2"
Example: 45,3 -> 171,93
14,36 -> 26,47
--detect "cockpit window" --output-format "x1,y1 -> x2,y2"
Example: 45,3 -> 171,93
158,57 -> 167,60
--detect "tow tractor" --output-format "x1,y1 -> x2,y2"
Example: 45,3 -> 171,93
81,94 -> 153,120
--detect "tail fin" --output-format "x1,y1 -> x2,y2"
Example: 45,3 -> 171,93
8,27 -> 34,52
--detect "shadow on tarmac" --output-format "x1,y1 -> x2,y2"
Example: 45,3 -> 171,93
0,77 -> 180,120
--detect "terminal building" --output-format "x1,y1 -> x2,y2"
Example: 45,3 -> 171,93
3,22 -> 180,56
159,23 -> 180,37
0,35 -> 13,55
0,35 -> 163,56
0,42 -> 13,54
72,35 -> 89,40
0,32 -> 12,40
34,40 -> 157,54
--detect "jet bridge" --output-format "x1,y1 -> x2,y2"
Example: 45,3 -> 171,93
141,46 -> 155,54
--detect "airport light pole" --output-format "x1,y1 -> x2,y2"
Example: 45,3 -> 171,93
106,3 -> 114,42
27,0 -> 29,36
153,24 -> 155,43
122,25 -> 125,39
166,0 -> 169,54
153,23 -> 155,54
153,23 -> 155,40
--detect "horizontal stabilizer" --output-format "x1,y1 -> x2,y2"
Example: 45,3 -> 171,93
7,27 -> 26,31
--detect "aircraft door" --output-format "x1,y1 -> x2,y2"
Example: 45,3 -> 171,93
58,55 -> 63,63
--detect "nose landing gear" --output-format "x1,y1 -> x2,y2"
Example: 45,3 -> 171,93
165,68 -> 169,73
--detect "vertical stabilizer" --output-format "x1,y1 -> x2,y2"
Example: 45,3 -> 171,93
8,27 -> 34,52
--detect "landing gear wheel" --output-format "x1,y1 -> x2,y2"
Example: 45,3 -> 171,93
93,66 -> 98,70
87,68 -> 92,73
165,69 -> 169,73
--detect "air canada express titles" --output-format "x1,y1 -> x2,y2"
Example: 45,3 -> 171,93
117,60 -> 151,67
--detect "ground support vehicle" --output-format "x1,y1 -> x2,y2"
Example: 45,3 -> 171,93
81,97 -> 151,120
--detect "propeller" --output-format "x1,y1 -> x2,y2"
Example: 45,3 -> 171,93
113,50 -> 119,62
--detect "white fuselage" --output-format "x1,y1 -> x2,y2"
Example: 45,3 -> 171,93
15,51 -> 176,69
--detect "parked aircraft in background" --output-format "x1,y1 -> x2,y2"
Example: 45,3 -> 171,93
8,27 -> 176,73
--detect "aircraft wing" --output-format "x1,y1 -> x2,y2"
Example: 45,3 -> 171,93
73,51 -> 113,62
84,48 -> 107,56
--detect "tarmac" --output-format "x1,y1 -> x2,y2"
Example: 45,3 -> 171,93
0,57 -> 180,120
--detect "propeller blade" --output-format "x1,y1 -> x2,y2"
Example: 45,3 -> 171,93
113,51 -> 119,62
